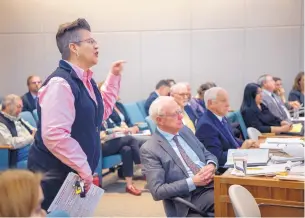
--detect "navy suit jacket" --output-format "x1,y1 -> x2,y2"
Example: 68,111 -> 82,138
21,92 -> 37,112
109,101 -> 133,127
195,110 -> 243,166
184,104 -> 198,125
144,91 -> 158,115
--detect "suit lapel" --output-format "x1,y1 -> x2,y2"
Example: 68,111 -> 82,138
207,110 -> 232,144
27,92 -> 35,111
155,131 -> 189,177
179,127 -> 204,161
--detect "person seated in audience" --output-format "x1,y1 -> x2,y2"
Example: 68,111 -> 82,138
0,170 -> 46,217
101,119 -> 143,196
21,75 -> 42,112
144,80 -> 171,115
273,77 -> 300,109
257,74 -> 290,121
241,83 -> 293,134
98,81 -> 140,134
170,83 -> 198,133
141,96 -> 218,217
189,82 -> 217,117
289,72 -> 304,107
195,87 -> 259,167
166,79 -> 176,87
0,94 -> 36,165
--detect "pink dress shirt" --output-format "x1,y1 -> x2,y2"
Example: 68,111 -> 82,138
38,61 -> 121,181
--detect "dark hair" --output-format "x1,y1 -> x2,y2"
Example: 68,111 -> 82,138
155,80 -> 170,89
273,77 -> 281,82
292,72 -> 304,91
197,82 -> 217,96
26,76 -> 35,86
240,83 -> 260,113
166,79 -> 176,85
56,18 -> 91,60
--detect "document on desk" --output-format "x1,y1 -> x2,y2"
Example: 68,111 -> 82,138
289,123 -> 303,133
225,149 -> 270,167
48,172 -> 104,217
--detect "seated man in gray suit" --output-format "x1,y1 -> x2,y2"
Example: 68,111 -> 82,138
140,96 -> 218,217
258,74 -> 290,121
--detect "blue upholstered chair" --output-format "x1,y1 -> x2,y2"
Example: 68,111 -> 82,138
226,110 -> 248,139
123,103 -> 146,124
145,116 -> 156,134
136,100 -> 148,118
20,111 -> 37,128
32,109 -> 38,122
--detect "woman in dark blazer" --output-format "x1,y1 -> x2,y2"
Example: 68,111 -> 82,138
289,72 -> 304,106
240,83 -> 292,133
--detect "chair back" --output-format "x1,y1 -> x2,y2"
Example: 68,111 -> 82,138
0,149 -> 9,170
20,111 -> 37,128
226,110 -> 248,139
229,185 -> 261,217
123,103 -> 145,124
136,100 -> 148,118
247,127 -> 262,140
145,116 -> 156,133
32,109 -> 39,121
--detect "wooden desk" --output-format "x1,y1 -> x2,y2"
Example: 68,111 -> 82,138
0,144 -> 11,149
259,134 -> 302,140
214,169 -> 304,217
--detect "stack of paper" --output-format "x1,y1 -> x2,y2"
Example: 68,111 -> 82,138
225,149 -> 270,167
48,172 -> 104,217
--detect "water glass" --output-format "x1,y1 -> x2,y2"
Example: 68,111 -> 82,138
232,152 -> 248,176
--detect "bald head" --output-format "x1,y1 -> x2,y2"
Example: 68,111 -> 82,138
149,96 -> 183,134
204,87 -> 230,116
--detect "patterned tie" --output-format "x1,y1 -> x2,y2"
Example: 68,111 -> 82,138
172,135 -> 200,175
221,119 -> 239,148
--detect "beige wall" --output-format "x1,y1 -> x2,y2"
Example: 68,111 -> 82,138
0,0 -> 303,109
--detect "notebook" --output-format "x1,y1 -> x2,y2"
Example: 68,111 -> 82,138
225,149 -> 270,167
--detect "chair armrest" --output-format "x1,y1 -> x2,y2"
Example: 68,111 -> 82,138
0,144 -> 12,149
258,203 -> 304,209
172,197 -> 206,217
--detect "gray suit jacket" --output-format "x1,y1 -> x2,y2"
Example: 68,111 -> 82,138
140,126 -> 218,217
261,90 -> 289,121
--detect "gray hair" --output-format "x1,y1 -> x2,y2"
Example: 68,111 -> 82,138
56,18 -> 91,60
149,96 -> 176,123
1,94 -> 21,110
257,74 -> 270,87
204,87 -> 226,107
170,83 -> 187,95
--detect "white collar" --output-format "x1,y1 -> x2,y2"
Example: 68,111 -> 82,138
212,111 -> 223,122
155,91 -> 160,96
263,89 -> 273,97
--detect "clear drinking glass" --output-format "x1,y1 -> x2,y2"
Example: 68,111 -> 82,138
232,152 -> 248,176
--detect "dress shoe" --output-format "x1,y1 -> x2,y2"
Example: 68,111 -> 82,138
126,185 -> 142,196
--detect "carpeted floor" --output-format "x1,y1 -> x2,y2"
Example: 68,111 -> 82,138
93,170 -> 165,217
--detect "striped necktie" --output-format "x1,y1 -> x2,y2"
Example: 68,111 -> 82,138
172,135 -> 200,175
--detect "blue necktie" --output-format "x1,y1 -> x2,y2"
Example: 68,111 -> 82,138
221,119 -> 239,148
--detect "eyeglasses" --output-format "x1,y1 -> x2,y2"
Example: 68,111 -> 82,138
159,110 -> 183,118
73,38 -> 97,45
176,93 -> 189,97
30,81 -> 42,85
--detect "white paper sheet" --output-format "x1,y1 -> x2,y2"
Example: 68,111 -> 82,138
48,172 -> 104,217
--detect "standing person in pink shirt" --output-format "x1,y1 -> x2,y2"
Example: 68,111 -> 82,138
27,18 -> 124,210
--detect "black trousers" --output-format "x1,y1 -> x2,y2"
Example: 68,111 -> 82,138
102,135 -> 141,177
28,158 -> 67,211
188,186 -> 214,217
